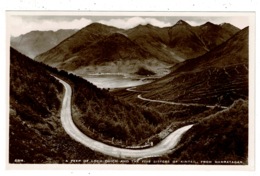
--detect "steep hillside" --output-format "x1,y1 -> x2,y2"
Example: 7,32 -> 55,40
167,20 -> 208,59
58,32 -> 154,71
11,29 -> 77,58
9,48 -> 108,163
166,21 -> 240,59
125,24 -> 180,63
194,22 -> 240,51
221,22 -> 241,35
170,26 -> 248,73
169,99 -> 248,163
35,23 -> 124,65
134,27 -> 249,107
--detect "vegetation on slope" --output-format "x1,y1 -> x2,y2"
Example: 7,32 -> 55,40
9,48 -> 111,163
169,99 -> 248,164
51,70 -> 166,146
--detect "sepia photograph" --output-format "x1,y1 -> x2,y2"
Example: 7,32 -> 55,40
6,11 -> 254,169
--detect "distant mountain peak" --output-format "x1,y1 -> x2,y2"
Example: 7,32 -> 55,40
86,22 -> 106,27
202,21 -> 217,27
81,22 -> 116,31
220,22 -> 228,26
176,20 -> 189,26
135,23 -> 155,29
144,23 -> 153,27
220,22 -> 240,29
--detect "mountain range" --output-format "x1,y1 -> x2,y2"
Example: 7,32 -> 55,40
11,29 -> 77,58
34,20 -> 240,76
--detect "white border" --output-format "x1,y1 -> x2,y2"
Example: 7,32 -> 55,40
5,10 -> 255,171
1,0 -> 259,176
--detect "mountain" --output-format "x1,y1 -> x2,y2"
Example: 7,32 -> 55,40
134,27 -> 249,107
166,20 -> 209,59
11,29 -> 77,58
35,23 -> 170,75
194,22 -> 240,51
170,26 -> 248,73
35,21 -> 240,76
126,20 -> 240,62
57,32 -> 154,71
221,22 -> 241,34
125,24 -> 179,63
166,21 -> 241,59
35,23 -> 124,64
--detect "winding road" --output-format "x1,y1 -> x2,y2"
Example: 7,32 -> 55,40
55,76 -> 193,159
127,86 -> 227,109
137,94 -> 228,109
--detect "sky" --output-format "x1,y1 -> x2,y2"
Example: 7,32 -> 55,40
8,13 -> 250,37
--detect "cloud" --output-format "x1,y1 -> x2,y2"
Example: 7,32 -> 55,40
41,18 -> 93,31
9,15 -> 249,37
9,17 -> 93,37
184,20 -> 206,26
9,16 -> 172,37
98,17 -> 172,29
214,17 -> 249,29
185,16 -> 249,29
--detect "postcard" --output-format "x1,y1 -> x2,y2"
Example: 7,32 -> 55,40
6,11 -> 255,170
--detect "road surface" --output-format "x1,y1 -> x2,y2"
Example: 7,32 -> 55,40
54,76 -> 193,159
126,86 -> 227,109
137,94 -> 227,109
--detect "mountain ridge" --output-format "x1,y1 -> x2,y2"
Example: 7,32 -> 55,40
11,29 -> 77,58
34,20 -> 240,76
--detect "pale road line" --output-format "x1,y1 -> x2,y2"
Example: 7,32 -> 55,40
54,76 -> 194,159
137,94 -> 228,109
126,86 -> 149,93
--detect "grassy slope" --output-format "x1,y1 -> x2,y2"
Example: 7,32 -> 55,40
169,99 -> 248,163
9,48 -> 110,163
